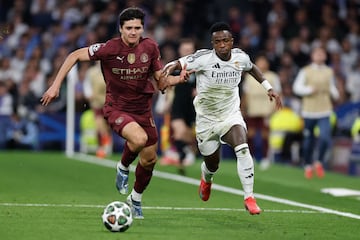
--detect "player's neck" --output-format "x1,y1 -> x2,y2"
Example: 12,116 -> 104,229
121,36 -> 140,48
215,52 -> 231,61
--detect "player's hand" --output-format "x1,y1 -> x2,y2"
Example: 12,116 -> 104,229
179,63 -> 195,83
267,89 -> 282,110
40,85 -> 60,106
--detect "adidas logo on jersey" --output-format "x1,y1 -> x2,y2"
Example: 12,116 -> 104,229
212,63 -> 220,69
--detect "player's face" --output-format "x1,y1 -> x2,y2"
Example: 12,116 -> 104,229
311,47 -> 327,64
119,19 -> 144,47
211,31 -> 233,61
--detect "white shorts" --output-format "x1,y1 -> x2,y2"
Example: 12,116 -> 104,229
195,111 -> 247,156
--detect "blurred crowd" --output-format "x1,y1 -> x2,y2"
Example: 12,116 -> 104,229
0,0 -> 359,157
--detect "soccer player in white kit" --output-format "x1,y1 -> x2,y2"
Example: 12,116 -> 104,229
163,22 -> 282,215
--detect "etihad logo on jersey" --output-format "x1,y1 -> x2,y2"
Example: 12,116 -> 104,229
112,67 -> 149,74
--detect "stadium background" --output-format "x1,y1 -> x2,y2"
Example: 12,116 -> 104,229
0,0 -> 359,175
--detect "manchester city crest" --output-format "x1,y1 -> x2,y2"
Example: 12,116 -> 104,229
140,53 -> 149,63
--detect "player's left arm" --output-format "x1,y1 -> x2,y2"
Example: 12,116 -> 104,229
247,64 -> 282,110
153,70 -> 168,93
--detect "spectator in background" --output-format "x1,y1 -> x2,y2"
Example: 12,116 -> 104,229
267,23 -> 285,57
270,82 -> 303,165
5,111 -> 39,150
83,61 -> 112,158
0,81 -> 14,149
22,58 -> 46,99
167,38 -> 197,175
287,37 -> 310,69
74,62 -> 90,112
242,54 -> 282,170
36,72 -> 66,113
0,57 -> 22,93
345,59 -> 360,103
311,26 -> 341,55
340,37 -> 358,74
263,38 -> 281,71
293,46 -> 340,179
240,12 -> 261,54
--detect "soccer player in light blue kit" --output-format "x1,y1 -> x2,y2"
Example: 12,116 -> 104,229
163,22 -> 282,214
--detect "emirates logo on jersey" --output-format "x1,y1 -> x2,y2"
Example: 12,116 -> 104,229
140,53 -> 149,63
127,53 -> 136,64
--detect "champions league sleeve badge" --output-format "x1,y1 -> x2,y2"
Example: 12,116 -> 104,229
89,43 -> 102,56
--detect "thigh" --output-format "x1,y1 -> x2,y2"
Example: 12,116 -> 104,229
318,116 -> 331,139
104,107 -> 158,146
195,119 -> 220,156
171,119 -> 191,139
197,138 -> 221,156
217,111 -> 247,147
221,125 -> 248,148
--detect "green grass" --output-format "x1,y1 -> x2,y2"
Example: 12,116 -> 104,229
1,151 -> 360,240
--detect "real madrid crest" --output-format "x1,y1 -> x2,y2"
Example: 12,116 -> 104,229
234,61 -> 240,70
127,53 -> 136,64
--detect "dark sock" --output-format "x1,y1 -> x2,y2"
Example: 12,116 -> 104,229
121,142 -> 138,167
174,140 -> 187,164
134,163 -> 153,193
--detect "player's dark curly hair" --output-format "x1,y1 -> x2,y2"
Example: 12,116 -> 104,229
118,7 -> 145,27
210,22 -> 231,34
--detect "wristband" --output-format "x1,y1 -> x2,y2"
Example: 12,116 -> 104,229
261,80 -> 273,91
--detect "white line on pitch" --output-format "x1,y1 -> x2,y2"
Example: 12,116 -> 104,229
72,153 -> 360,220
0,202 -> 318,213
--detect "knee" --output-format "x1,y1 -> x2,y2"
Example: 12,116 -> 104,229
130,134 -> 148,151
140,155 -> 157,170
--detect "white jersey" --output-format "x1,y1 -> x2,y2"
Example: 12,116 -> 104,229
179,48 -> 252,122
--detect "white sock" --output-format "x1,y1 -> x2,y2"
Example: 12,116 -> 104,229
235,143 -> 254,199
117,162 -> 129,172
130,189 -> 142,202
201,161 -> 215,183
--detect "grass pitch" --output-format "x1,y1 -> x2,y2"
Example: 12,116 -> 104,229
1,151 -> 360,240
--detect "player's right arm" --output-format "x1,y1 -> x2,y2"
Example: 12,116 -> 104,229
41,47 -> 90,106
160,61 -> 194,91
162,60 -> 182,77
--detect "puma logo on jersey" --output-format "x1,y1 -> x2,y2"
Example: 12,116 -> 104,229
116,56 -> 125,62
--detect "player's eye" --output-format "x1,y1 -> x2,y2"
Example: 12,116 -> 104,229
223,38 -> 231,43
213,38 -> 232,45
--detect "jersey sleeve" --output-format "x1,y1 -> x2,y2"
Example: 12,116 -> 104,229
88,42 -> 107,61
151,42 -> 163,72
242,53 -> 253,71
178,49 -> 207,71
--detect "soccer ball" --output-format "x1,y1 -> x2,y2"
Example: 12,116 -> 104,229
102,201 -> 133,232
